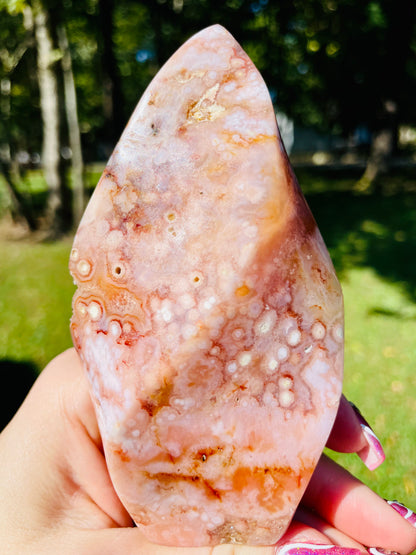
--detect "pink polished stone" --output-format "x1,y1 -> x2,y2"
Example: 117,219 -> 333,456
69,25 -> 343,547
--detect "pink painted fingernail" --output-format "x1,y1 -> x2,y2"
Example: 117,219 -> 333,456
350,402 -> 385,470
387,500 -> 416,527
275,543 -> 362,555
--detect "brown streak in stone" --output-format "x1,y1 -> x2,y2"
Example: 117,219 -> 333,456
141,379 -> 173,417
203,479 -> 222,500
313,265 -> 327,285
194,446 -> 223,462
144,472 -> 222,501
141,400 -> 155,417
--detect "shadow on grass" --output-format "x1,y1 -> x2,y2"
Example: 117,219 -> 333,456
0,359 -> 38,431
298,166 -> 416,304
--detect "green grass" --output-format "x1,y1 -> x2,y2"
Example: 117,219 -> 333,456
0,238 -> 75,369
330,267 -> 416,505
300,166 -> 416,512
1,166 -> 416,529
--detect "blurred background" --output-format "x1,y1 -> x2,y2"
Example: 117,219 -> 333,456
1,0 -> 416,527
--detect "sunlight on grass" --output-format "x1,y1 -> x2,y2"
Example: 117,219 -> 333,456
329,267 -> 416,513
0,239 -> 75,371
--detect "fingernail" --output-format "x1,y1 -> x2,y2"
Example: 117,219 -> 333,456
350,402 -> 385,470
387,499 -> 416,527
368,549 -> 401,555
275,543 -> 362,555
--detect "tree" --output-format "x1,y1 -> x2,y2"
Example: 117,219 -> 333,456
0,0 -> 85,234
356,0 -> 416,189
98,0 -> 125,145
57,22 -> 84,227
1,0 -> 416,235
0,4 -> 37,230
255,0 -> 416,188
32,0 -> 63,235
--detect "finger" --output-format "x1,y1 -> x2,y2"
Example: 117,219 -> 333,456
326,395 -> 366,453
295,506 -> 365,550
326,395 -> 385,470
72,523 -> 366,555
275,520 -> 366,555
303,454 -> 416,554
277,518 -> 354,547
69,527 -> 277,555
3,349 -> 133,529
51,349 -> 133,527
46,348 -> 102,449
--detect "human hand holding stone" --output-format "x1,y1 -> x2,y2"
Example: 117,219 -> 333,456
0,348 -> 415,555
2,23 -> 414,555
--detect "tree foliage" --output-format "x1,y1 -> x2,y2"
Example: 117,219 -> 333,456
0,0 -> 415,232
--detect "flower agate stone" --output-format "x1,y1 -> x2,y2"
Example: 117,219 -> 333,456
69,24 -> 343,547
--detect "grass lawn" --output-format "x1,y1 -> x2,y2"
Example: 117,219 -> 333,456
0,236 -> 75,369
1,165 -> 416,528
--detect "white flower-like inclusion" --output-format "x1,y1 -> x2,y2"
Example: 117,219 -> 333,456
312,321 -> 326,340
227,361 -> 237,373
267,357 -> 278,372
232,328 -> 244,340
278,376 -> 293,390
277,346 -> 289,360
159,300 -> 173,323
75,300 -> 87,316
279,390 -> 295,407
287,328 -> 301,346
77,259 -> 92,277
87,301 -> 103,321
238,351 -> 252,367
109,320 -> 122,338
278,376 -> 294,408
123,322 -> 134,334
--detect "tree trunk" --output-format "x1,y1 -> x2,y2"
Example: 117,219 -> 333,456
357,1 -> 416,192
57,23 -> 85,228
98,0 -> 125,145
355,100 -> 397,192
33,0 -> 63,237
0,157 -> 37,231
0,7 -> 37,230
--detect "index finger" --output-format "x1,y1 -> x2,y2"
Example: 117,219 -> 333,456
326,395 -> 385,471
303,455 -> 416,554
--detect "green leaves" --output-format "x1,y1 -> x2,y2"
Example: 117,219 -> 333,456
0,0 -> 28,15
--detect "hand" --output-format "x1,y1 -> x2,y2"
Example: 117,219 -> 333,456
0,349 -> 415,554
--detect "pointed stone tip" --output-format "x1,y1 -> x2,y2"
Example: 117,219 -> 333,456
191,24 -> 236,43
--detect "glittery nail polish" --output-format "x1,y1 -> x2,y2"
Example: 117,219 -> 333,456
275,542 -> 362,555
349,402 -> 385,471
387,500 -> 416,527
